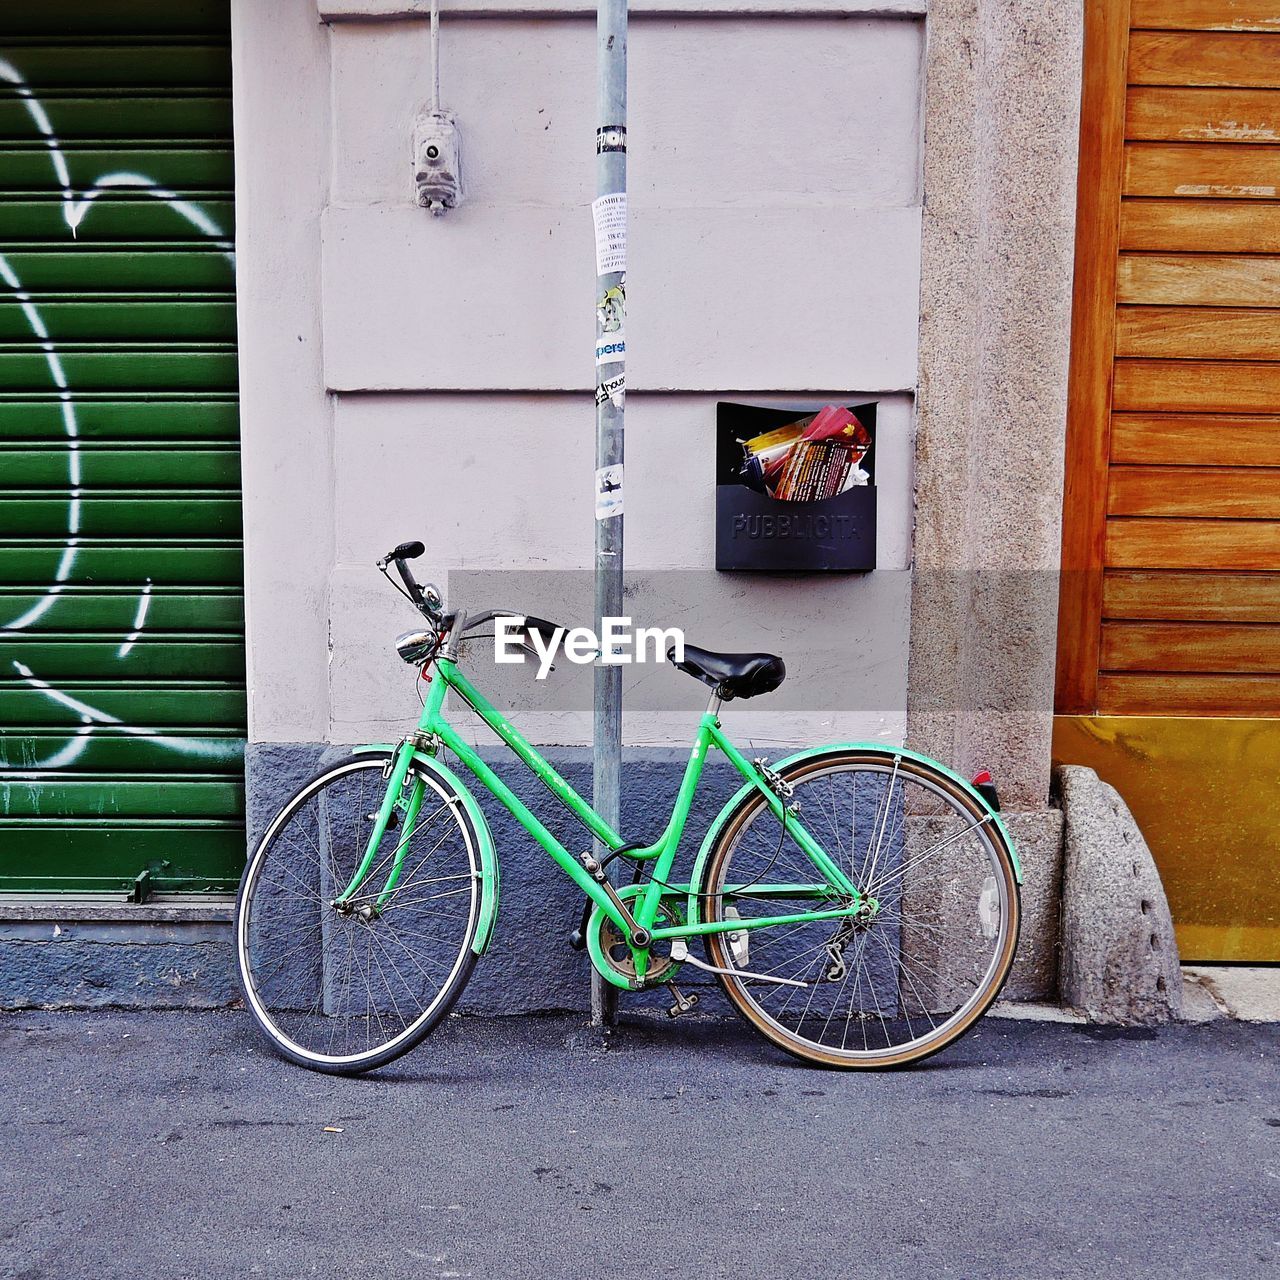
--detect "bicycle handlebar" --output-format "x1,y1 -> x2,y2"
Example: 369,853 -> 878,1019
377,540 -> 442,620
463,609 -> 562,648
377,542 -> 566,654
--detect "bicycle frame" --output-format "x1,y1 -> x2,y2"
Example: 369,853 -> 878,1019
335,653 -> 866,984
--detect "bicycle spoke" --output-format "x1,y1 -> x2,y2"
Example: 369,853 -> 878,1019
346,870 -> 469,905
861,754 -> 901,892
341,804 -> 455,900
377,883 -> 472,914
865,813 -> 993,900
362,929 -> 411,1031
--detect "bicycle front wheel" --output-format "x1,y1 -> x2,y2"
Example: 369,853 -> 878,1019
235,753 -> 481,1074
700,749 -> 1020,1069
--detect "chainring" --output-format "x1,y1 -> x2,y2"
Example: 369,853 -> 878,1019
591,885 -> 684,989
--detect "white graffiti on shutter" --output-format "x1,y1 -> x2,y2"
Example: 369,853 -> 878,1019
0,56 -> 241,773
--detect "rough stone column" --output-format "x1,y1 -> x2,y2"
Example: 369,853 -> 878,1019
908,1 -> 1083,995
909,0 -> 1082,805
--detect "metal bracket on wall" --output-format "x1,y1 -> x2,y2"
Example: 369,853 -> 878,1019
127,861 -> 172,904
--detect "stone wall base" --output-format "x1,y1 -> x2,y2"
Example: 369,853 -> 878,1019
2,746 -> 1070,1014
243,744 -> 1068,1012
0,901 -> 237,1010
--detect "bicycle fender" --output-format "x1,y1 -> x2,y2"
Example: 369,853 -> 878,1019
685,742 -> 1022,926
352,745 -> 500,954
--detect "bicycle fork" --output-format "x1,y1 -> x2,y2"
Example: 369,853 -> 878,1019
332,741 -> 421,915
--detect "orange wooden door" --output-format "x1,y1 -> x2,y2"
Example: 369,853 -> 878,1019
1055,0 -> 1280,961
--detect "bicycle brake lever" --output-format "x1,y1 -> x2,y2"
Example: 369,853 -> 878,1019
519,641 -> 552,672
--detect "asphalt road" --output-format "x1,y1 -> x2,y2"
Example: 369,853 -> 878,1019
1,1009 -> 1276,1280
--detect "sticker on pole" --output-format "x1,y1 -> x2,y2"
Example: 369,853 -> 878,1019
592,193 -> 627,276
595,464 -> 623,520
597,282 -> 625,334
595,332 -> 626,366
595,370 -> 625,408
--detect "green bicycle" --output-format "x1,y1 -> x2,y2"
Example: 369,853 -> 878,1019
235,540 -> 1022,1074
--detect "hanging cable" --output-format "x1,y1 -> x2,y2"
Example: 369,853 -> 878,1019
430,0 -> 441,113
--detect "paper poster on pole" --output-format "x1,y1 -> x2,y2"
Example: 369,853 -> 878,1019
595,464 -> 623,520
592,193 -> 627,276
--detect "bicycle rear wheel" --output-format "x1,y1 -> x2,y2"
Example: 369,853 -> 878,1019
700,749 -> 1019,1068
235,753 -> 481,1074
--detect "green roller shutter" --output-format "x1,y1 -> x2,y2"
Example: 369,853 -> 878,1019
0,1 -> 244,894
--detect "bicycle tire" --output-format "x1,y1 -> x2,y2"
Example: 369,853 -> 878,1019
698,748 -> 1020,1069
235,752 -> 481,1075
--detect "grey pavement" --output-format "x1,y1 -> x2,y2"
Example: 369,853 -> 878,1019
1,1009 -> 1277,1280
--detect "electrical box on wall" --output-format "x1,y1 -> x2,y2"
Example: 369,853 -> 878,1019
715,402 -> 877,573
414,110 -> 464,214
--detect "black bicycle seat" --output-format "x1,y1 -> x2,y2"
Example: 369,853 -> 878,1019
667,644 -> 786,700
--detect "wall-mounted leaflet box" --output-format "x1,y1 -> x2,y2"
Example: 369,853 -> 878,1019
715,401 -> 877,574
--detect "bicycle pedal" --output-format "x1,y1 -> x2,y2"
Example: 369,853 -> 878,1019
665,981 -> 699,1019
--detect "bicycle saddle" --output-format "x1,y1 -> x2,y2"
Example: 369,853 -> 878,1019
667,643 -> 786,701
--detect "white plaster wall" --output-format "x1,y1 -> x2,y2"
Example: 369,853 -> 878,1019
232,0 -> 335,742
322,15 -> 923,391
236,0 -> 925,748
319,2 -> 927,15
331,394 -> 913,571
328,392 -> 914,745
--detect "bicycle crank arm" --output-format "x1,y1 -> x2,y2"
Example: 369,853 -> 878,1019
668,938 -> 808,989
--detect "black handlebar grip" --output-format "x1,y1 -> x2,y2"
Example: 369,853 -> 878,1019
390,540 -> 425,561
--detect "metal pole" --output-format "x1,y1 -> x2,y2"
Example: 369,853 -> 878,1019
591,0 -> 627,1026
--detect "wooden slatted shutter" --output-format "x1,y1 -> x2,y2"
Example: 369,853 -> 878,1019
1056,0 -> 1280,963
1058,0 -> 1280,719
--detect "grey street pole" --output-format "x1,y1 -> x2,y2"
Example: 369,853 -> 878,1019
591,0 -> 627,1025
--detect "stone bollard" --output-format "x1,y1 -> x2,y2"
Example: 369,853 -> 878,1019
1055,765 -> 1183,1025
